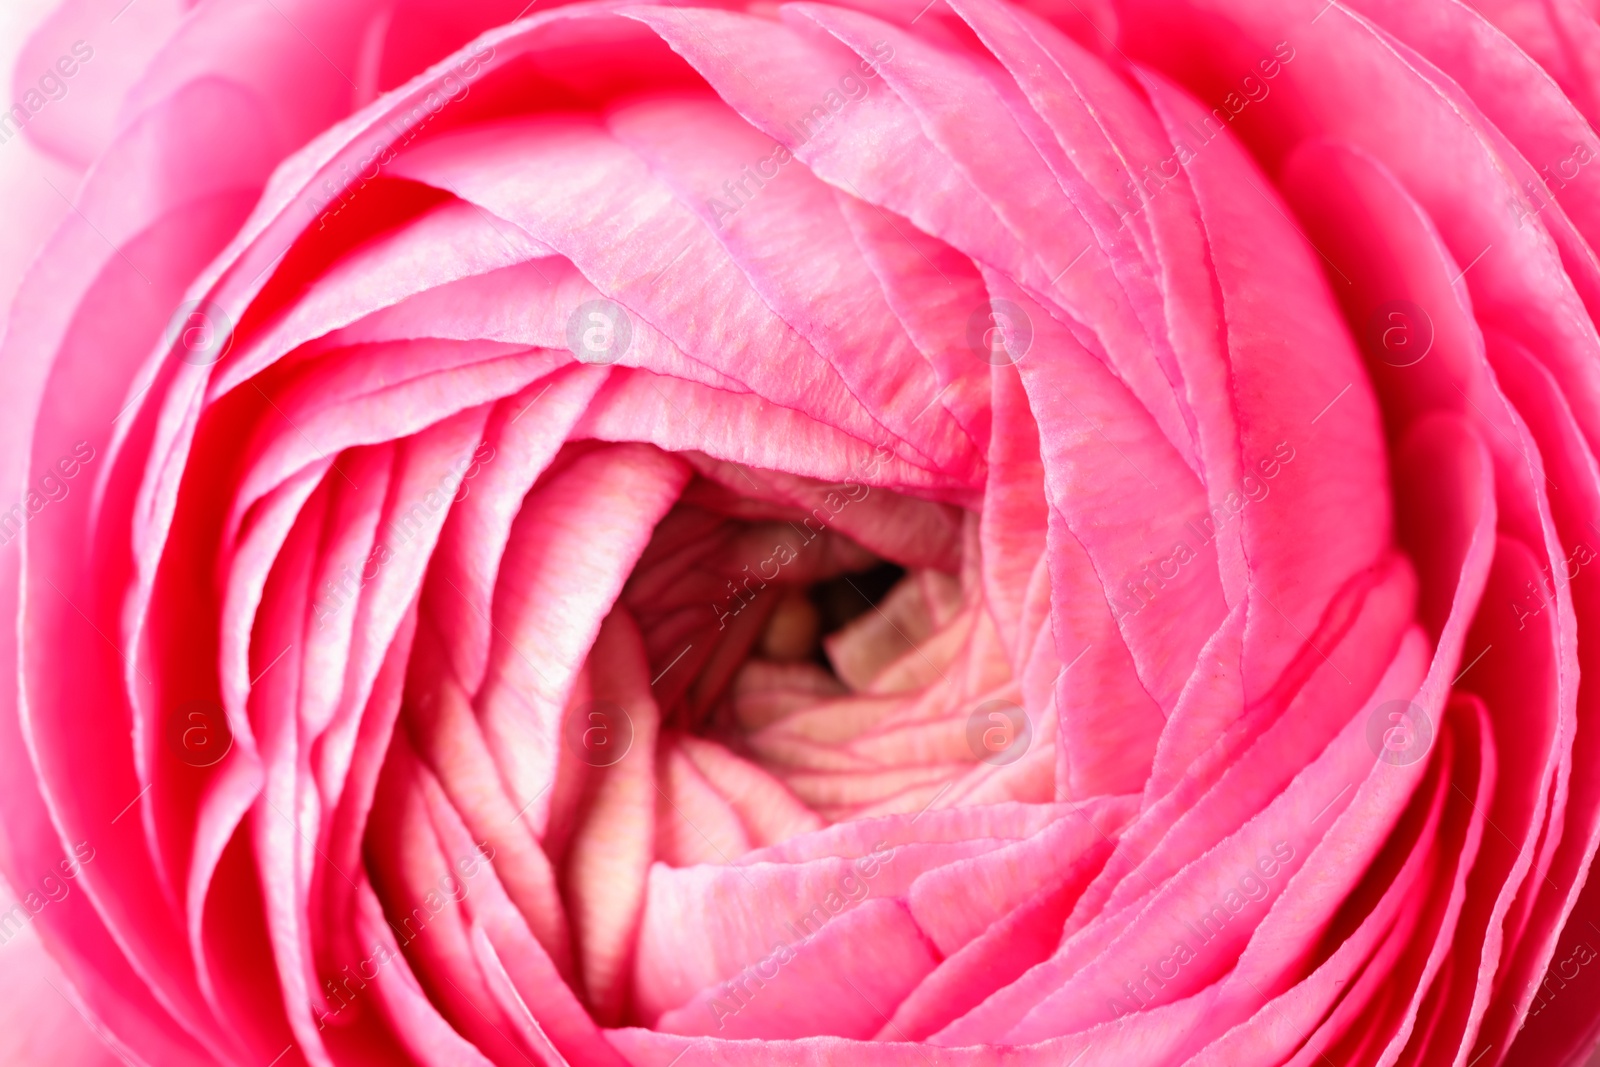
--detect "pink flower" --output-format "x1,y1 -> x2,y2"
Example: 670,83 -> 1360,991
3,0 -> 1600,1064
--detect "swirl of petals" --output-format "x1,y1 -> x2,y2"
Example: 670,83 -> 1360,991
3,0 -> 1600,1066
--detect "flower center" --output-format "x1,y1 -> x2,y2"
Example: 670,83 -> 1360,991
614,469 -> 1031,836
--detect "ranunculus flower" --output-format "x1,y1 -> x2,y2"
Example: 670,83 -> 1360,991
6,0 -> 1600,1064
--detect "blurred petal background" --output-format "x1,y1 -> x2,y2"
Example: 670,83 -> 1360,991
0,4 -> 151,1063
0,0 -> 73,317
